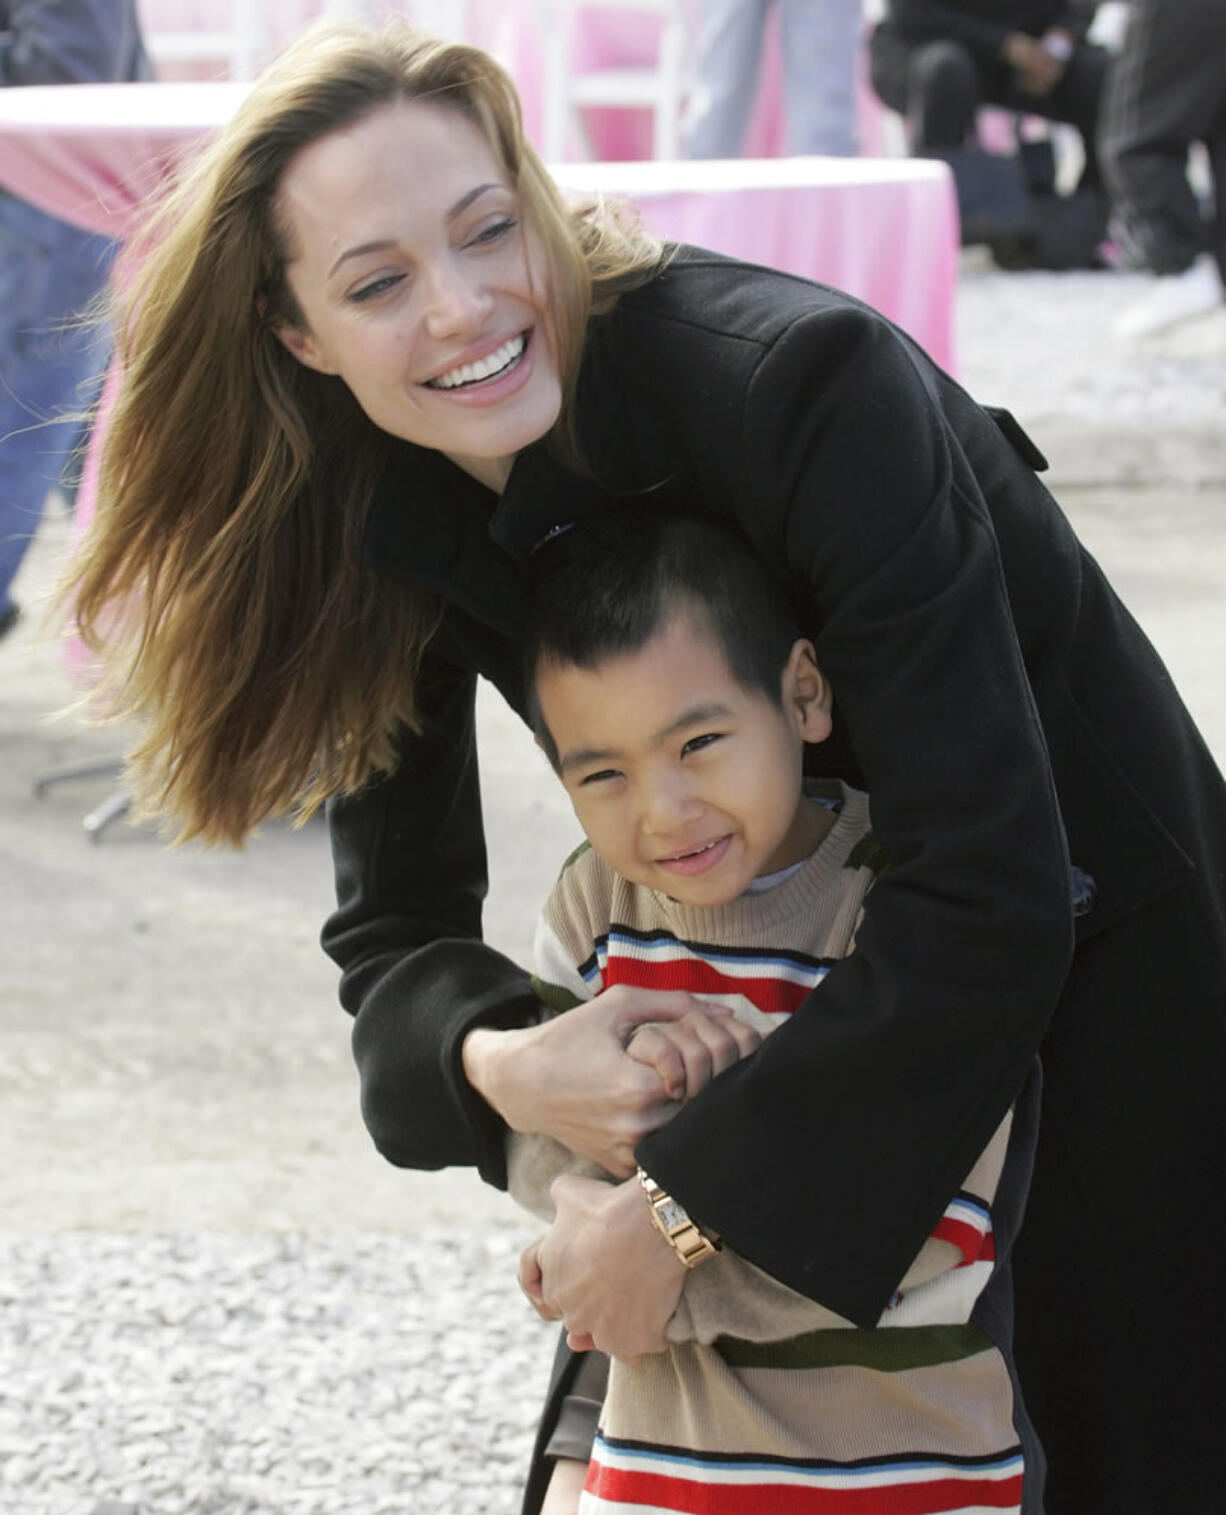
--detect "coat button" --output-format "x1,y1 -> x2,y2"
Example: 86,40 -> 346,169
1070,865 -> 1097,918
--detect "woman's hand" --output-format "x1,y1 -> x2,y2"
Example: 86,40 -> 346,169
463,986 -> 748,1176
519,1174 -> 685,1358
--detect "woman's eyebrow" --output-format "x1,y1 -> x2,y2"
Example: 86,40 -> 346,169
329,239 -> 396,278
326,185 -> 505,278
447,182 -> 502,221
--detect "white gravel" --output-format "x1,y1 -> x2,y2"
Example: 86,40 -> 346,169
955,256 -> 1226,485
1,1230 -> 555,1515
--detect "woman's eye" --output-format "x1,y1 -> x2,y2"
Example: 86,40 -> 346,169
681,733 -> 723,757
348,274 -> 404,304
469,216 -> 517,247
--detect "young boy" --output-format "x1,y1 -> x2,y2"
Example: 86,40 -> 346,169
512,509 -> 1043,1515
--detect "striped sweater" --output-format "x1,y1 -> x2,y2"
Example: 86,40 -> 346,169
509,782 -> 1040,1515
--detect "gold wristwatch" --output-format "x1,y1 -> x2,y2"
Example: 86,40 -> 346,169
638,1168 -> 721,1269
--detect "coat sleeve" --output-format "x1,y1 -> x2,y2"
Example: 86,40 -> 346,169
666,1109 -> 1014,1346
637,304 -> 1074,1327
322,645 -> 540,1188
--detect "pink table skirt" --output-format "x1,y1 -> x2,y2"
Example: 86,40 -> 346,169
551,156 -> 957,372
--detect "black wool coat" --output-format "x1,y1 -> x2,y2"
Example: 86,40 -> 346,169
323,246 -> 1226,1332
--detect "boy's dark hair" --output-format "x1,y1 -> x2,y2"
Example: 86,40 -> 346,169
526,506 -> 803,768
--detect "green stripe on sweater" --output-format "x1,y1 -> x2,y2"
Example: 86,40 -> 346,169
715,1323 -> 994,1372
530,976 -> 586,1015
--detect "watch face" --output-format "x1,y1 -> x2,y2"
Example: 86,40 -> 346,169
656,1197 -> 688,1232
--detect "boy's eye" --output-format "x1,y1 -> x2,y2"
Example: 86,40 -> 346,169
681,733 -> 723,757
348,273 -> 405,304
579,768 -> 621,787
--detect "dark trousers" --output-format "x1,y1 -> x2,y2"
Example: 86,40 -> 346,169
869,24 -> 1109,190
1098,0 -> 1226,274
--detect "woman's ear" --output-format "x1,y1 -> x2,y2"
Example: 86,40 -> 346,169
783,639 -> 833,745
271,321 -> 337,375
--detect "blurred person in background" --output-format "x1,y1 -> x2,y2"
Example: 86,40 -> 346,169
0,0 -> 150,642
868,0 -> 1110,266
1100,0 -> 1226,338
684,0 -> 861,159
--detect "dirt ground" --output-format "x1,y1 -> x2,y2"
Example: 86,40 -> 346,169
2,479 -> 1224,1238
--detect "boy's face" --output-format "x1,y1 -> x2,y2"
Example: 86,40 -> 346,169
536,609 -> 834,907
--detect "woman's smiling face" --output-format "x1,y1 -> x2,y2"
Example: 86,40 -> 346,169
274,97 -> 563,490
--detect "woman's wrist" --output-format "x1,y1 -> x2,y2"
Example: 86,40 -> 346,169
462,1022 -> 533,1132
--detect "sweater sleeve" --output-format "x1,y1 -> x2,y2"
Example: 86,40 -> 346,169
323,646 -> 541,1189
637,304 -> 1073,1327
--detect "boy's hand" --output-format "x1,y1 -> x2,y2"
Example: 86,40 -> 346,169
627,1007 -> 761,1101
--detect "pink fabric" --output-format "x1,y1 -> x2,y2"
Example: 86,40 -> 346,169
551,156 -> 958,371
0,81 -> 245,236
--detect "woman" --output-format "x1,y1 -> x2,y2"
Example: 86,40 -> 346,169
71,20 -> 1226,1515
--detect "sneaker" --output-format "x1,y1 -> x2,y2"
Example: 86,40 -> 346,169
1113,254 -> 1223,339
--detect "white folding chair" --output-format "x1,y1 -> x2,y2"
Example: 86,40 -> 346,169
537,0 -> 689,161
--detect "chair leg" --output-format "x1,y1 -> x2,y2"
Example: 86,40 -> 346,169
83,788 -> 133,843
32,758 -> 125,798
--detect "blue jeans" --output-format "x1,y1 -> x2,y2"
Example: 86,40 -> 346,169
0,192 -> 115,615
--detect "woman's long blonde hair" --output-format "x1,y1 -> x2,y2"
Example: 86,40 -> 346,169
68,18 -> 665,845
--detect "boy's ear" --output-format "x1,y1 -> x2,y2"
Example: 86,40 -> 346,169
783,639 -> 833,745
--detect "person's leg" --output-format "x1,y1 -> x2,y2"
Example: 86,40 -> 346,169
876,38 -> 981,153
539,1458 -> 588,1515
521,1341 -> 609,1515
1012,887 -> 1226,1515
683,0 -> 770,159
779,0 -> 860,157
1099,0 -> 1226,274
1011,42 -> 1110,190
0,195 -> 113,620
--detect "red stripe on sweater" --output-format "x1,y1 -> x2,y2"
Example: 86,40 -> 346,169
586,1463 -> 1023,1514
931,1216 -> 996,1268
605,957 -> 808,1015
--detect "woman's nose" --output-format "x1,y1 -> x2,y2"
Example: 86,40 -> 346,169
422,258 -> 494,339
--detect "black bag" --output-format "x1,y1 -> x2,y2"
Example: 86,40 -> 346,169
930,144 -> 1107,270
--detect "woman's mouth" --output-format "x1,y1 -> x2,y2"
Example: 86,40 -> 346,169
425,332 -> 527,391
656,836 -> 733,877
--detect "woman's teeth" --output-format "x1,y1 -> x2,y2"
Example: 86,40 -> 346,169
429,334 -> 525,390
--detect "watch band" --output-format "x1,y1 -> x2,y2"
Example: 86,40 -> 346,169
638,1167 -> 721,1269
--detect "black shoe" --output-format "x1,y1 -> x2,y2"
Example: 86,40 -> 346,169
0,603 -> 20,642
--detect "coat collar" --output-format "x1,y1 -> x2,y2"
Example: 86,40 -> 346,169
362,435 -> 631,638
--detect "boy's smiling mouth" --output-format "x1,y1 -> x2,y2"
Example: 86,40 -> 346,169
655,836 -> 733,877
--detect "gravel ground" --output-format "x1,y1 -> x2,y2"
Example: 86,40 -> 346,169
1,1230 -> 554,1515
2,255 -> 1223,1515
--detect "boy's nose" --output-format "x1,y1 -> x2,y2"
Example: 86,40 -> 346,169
640,775 -> 702,833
